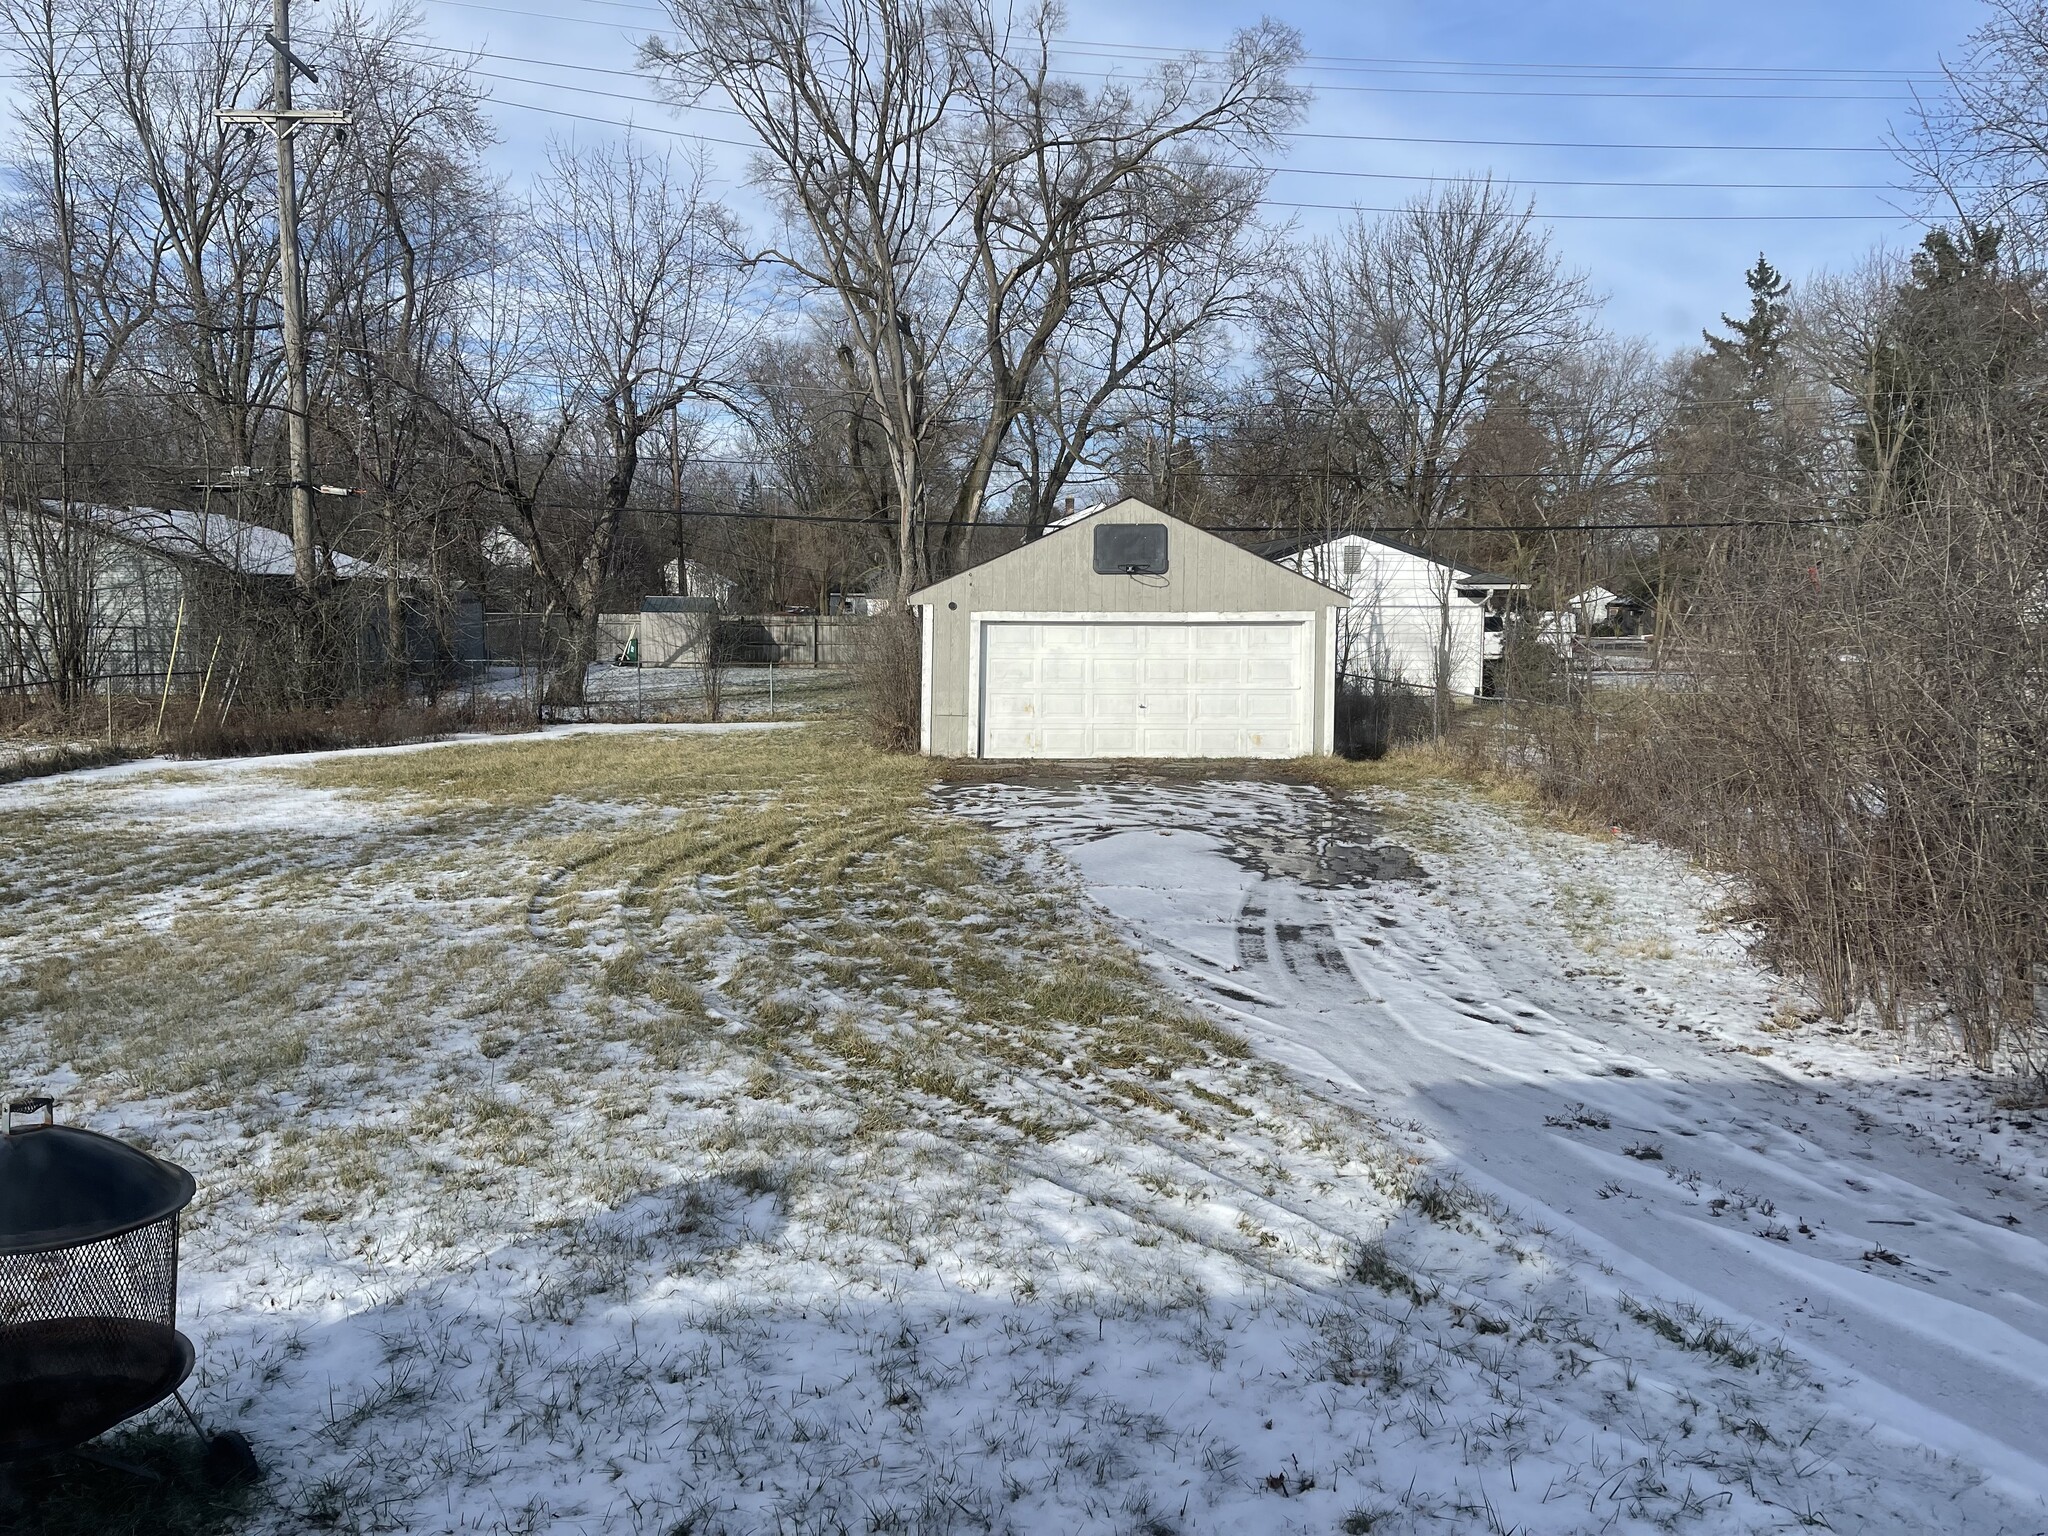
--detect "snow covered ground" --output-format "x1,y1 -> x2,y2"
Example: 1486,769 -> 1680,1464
945,778 -> 2048,1519
3,737 -> 2044,1533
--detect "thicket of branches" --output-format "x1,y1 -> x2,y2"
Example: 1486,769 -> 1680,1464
0,0 -> 2043,1058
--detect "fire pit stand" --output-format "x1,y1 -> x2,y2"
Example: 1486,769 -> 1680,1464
0,1096 -> 257,1484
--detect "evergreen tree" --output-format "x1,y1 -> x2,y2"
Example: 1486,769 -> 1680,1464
1705,254 -> 1793,385
1857,225 -> 2043,506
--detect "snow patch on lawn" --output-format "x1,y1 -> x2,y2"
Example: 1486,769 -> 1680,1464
4,755 -> 2044,1533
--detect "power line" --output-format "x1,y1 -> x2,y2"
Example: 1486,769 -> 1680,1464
417,49 -> 1928,189
535,1 -> 1958,90
1074,42 -> 1939,80
455,498 -> 1861,535
1046,49 -> 1920,102
471,89 -> 1921,216
0,14 -> 1932,159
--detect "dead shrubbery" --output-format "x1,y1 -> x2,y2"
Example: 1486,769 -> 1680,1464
1335,676 -> 1435,760
1519,484 -> 2045,1067
163,696 -> 537,759
853,608 -> 922,752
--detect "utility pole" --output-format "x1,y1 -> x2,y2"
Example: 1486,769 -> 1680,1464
669,405 -> 684,596
219,0 -> 348,597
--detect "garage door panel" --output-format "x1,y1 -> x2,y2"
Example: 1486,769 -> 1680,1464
1140,727 -> 1190,755
1087,627 -> 1144,655
1187,627 -> 1246,655
979,619 -> 1310,759
986,658 -> 1040,689
1088,727 -> 1139,755
1037,727 -> 1090,755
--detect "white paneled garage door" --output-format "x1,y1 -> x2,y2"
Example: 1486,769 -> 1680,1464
977,617 -> 1311,759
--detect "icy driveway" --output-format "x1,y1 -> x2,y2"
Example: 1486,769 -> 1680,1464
945,778 -> 2048,1502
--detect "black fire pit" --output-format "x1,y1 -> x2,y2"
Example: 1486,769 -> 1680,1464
0,1096 -> 218,1466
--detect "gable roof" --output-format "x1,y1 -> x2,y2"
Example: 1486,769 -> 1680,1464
1257,529 -> 1528,591
908,498 -> 1347,606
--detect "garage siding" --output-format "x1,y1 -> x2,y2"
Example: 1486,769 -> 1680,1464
911,501 -> 1342,758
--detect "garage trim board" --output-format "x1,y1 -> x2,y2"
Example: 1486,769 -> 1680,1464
966,610 -> 1324,760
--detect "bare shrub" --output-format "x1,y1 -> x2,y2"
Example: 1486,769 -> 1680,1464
853,610 -> 921,753
1517,485 -> 2045,1062
1335,676 -> 1433,761
164,697 -> 534,759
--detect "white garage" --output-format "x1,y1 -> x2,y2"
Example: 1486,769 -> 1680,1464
909,502 -> 1345,760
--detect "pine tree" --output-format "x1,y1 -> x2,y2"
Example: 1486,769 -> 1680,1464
1857,226 -> 2034,506
1704,253 -> 1792,384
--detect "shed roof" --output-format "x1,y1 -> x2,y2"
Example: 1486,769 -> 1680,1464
908,499 -> 1346,607
49,502 -> 379,579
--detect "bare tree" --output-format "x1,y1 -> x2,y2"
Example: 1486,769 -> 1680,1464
645,0 -> 1304,596
645,0 -> 968,600
316,1 -> 497,688
89,0 -> 281,467
1004,205 -> 1277,539
446,140 -> 750,705
932,7 -> 1302,568
1902,0 -> 2048,252
1264,177 -> 1594,530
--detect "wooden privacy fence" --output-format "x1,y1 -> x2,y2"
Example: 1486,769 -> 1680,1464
727,614 -> 865,667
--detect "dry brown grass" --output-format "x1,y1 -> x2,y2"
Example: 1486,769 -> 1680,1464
2,721 -> 1420,1331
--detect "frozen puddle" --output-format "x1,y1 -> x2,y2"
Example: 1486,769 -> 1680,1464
944,778 -> 2048,1504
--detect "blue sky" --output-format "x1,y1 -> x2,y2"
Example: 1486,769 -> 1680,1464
391,0 -> 1984,347
21,0 -> 1989,349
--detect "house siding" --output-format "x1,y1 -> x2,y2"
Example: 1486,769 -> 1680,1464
910,501 -> 1341,758
0,517 -> 189,690
1285,535 -> 1488,698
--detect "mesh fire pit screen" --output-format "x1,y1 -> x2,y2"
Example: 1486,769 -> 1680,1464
0,1096 -> 198,1462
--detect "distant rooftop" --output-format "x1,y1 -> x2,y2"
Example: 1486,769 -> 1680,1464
1254,529 -> 1528,588
49,502 -> 379,580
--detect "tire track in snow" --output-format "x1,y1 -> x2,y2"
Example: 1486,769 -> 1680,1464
947,777 -> 2048,1503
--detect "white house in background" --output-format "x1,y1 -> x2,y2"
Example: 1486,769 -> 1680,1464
481,525 -> 532,569
1256,532 -> 1527,698
0,501 -> 385,692
662,556 -> 738,607
1569,584 -> 1625,629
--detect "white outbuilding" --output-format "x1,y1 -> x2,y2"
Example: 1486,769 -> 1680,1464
1258,532 -> 1527,698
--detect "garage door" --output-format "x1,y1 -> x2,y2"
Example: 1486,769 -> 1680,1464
978,619 -> 1310,758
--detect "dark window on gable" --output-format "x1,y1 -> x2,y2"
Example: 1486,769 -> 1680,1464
1093,523 -> 1168,575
